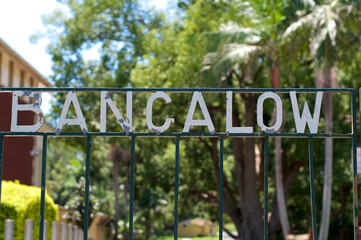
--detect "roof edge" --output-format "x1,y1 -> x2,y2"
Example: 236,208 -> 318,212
0,38 -> 52,87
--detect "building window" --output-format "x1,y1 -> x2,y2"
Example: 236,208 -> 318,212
20,70 -> 25,87
9,60 -> 14,87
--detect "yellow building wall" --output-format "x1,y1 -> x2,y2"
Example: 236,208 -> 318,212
178,223 -> 217,237
178,224 -> 203,237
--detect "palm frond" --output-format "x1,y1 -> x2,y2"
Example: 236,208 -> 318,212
282,9 -> 318,39
310,27 -> 328,54
218,22 -> 262,43
202,44 -> 260,73
301,0 -> 316,8
214,44 -> 260,70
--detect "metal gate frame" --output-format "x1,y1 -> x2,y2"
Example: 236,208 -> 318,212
0,87 -> 358,240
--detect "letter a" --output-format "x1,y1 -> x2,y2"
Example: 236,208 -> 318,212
183,92 -> 215,133
56,91 -> 88,134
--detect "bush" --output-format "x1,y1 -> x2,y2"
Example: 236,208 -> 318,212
0,180 -> 58,240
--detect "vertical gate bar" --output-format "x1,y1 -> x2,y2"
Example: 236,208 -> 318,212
308,137 -> 317,240
353,135 -> 359,240
0,135 -> 4,206
174,137 -> 180,240
353,89 -> 359,240
83,136 -> 91,240
264,136 -> 269,240
219,137 -> 224,240
129,136 -> 136,240
39,136 -> 47,240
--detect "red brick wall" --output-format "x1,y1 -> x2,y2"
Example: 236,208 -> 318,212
0,92 -> 34,185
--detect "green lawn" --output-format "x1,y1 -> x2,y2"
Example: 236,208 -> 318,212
158,237 -> 217,240
158,222 -> 236,240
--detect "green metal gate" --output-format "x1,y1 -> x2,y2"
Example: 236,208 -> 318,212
0,87 -> 358,240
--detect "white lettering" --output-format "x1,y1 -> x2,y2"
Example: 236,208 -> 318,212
290,91 -> 323,133
146,91 -> 174,133
257,92 -> 282,132
56,91 -> 88,134
183,91 -> 215,133
11,91 -> 44,132
100,91 -> 133,133
226,91 -> 253,133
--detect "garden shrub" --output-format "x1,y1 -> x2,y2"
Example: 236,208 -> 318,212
0,180 -> 58,240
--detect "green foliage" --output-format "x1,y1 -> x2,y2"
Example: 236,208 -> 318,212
158,237 -> 215,240
63,177 -> 99,229
47,139 -> 85,206
0,181 -> 58,240
41,0 -> 361,239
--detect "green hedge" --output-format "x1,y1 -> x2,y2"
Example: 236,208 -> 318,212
0,180 -> 58,240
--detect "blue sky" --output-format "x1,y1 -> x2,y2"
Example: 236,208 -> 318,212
0,0 -> 168,78
0,0 -> 169,113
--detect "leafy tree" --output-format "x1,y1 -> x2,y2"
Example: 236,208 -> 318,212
283,1 -> 361,238
63,177 -> 99,228
201,0 -> 312,238
40,0 -> 163,238
40,0 -> 361,240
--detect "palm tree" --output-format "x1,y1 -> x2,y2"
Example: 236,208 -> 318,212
203,0 -> 293,238
283,1 -> 360,239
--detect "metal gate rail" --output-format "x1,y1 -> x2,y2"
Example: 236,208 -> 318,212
0,87 -> 358,240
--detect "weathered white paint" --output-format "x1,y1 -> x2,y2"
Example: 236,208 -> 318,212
8,90 -> 329,134
183,91 -> 215,133
11,91 -> 44,132
146,91 -> 174,133
100,91 -> 133,133
257,92 -> 282,132
290,91 -> 323,133
226,91 -> 253,133
56,91 -> 88,134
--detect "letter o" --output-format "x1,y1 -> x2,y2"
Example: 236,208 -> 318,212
257,92 -> 283,132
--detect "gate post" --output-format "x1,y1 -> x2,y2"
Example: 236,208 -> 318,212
51,221 -> 58,240
4,219 -> 14,240
67,224 -> 73,240
25,219 -> 33,240
60,222 -> 66,240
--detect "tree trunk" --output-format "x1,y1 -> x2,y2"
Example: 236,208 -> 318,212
272,61 -> 290,239
319,92 -> 333,240
109,144 -> 120,240
275,138 -> 290,238
271,62 -> 281,88
110,146 -> 131,240
208,138 -> 243,236
114,158 -> 119,239
123,165 -> 129,240
317,65 -> 337,240
269,160 -> 304,239
239,96 -> 264,240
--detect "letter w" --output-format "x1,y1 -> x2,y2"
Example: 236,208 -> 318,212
290,91 -> 323,133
